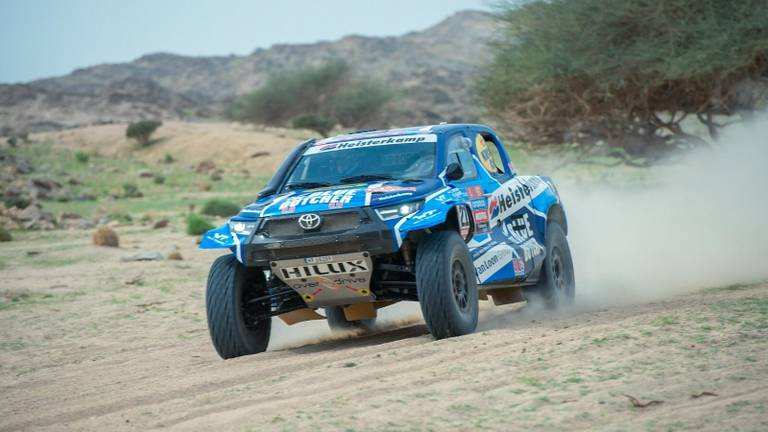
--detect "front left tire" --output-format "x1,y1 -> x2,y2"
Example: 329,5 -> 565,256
206,255 -> 271,359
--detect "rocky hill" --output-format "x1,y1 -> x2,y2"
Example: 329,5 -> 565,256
0,10 -> 494,135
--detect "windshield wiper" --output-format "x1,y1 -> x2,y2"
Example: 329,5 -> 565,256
284,181 -> 333,191
339,174 -> 396,183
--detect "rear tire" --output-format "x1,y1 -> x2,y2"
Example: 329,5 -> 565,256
206,255 -> 271,359
529,222 -> 575,308
325,306 -> 376,332
416,231 -> 479,339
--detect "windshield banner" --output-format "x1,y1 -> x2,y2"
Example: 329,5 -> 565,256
304,134 -> 437,155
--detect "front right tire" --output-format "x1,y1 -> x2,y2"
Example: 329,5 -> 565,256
416,231 -> 479,339
206,255 -> 271,359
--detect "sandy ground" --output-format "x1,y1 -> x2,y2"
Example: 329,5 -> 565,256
32,122 -> 311,173
0,226 -> 766,432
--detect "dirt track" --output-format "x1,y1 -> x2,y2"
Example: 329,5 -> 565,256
1,227 -> 766,431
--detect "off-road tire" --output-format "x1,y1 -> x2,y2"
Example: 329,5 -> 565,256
416,231 -> 479,339
325,306 -> 376,332
206,255 -> 271,359
528,222 -> 575,309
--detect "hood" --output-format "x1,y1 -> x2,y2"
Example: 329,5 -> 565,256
235,179 -> 442,220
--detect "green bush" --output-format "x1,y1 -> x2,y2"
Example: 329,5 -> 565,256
201,199 -> 241,217
162,153 -> 174,164
0,225 -> 12,242
75,151 -> 90,163
126,120 -> 162,146
228,60 -> 392,131
186,214 -> 215,235
108,212 -> 133,224
292,114 -> 336,137
3,195 -> 31,209
122,183 -> 142,198
153,175 -> 166,185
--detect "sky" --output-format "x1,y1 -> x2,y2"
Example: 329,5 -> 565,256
0,0 -> 489,84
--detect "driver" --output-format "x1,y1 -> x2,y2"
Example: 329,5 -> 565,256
328,151 -> 359,178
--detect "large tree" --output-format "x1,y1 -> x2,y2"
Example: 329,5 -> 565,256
478,0 -> 768,154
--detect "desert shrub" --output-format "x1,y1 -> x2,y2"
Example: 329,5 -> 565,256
122,183 -> 142,198
201,199 -> 240,217
3,195 -> 31,209
108,212 -> 133,224
153,175 -> 166,185
92,226 -> 119,247
478,0 -> 768,153
126,120 -> 162,146
162,153 -> 174,164
228,60 -> 392,131
186,214 -> 215,235
292,114 -> 336,137
75,151 -> 89,163
0,225 -> 11,242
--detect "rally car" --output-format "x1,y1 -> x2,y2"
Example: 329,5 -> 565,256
201,124 -> 575,359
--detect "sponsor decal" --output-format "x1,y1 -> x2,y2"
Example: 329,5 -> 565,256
476,221 -> 490,232
489,197 -> 499,219
458,205 -> 471,240
304,134 -> 437,155
520,238 -> 544,262
367,185 -> 417,193
466,185 -> 484,199
280,259 -> 369,280
208,232 -> 231,245
471,198 -> 487,210
473,209 -> 489,223
489,177 -> 548,222
374,192 -> 414,201
291,281 -> 320,290
501,213 -> 534,244
474,244 -> 514,283
411,209 -> 440,221
475,135 -> 500,173
279,189 -> 358,211
331,277 -> 368,285
512,257 -> 525,275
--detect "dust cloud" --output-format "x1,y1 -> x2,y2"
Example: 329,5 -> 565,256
563,116 -> 768,307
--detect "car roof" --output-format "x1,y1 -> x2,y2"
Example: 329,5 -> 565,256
315,123 -> 497,145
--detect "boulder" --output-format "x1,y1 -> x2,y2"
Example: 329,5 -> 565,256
121,251 -> 164,262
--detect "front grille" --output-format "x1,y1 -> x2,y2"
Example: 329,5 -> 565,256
262,211 -> 363,237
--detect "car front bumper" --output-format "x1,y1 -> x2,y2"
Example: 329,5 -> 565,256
243,208 -> 398,267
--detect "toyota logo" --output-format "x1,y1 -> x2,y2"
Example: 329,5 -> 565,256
298,213 -> 322,231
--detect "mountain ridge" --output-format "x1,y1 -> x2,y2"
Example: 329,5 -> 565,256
0,10 -> 494,134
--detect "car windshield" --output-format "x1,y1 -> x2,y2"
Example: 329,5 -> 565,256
283,140 -> 436,191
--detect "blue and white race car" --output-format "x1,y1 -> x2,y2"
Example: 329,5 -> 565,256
201,124 -> 574,359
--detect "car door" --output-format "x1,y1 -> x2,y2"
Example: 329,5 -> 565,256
464,131 -> 541,286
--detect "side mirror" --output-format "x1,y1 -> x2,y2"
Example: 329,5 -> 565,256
445,162 -> 464,181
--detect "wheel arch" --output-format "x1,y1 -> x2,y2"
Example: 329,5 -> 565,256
404,204 -> 474,246
547,203 -> 568,235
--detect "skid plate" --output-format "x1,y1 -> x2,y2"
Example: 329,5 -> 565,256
271,251 -> 374,307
